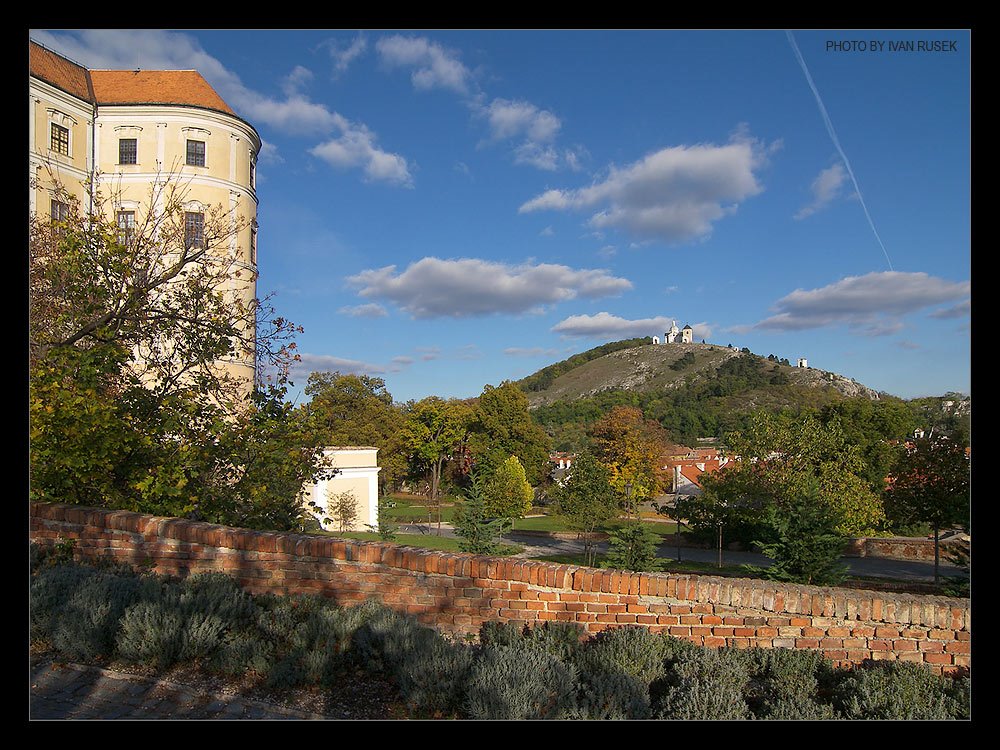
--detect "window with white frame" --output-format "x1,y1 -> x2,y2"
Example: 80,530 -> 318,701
117,210 -> 136,242
184,212 -> 205,249
50,123 -> 69,156
186,139 -> 206,167
119,138 -> 138,165
50,199 -> 70,223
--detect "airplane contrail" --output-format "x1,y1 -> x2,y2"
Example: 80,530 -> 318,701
786,30 -> 894,271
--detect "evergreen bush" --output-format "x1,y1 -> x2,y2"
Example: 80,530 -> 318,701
574,625 -> 669,686
465,645 -> 579,719
831,660 -> 970,720
658,648 -> 751,719
575,671 -> 652,719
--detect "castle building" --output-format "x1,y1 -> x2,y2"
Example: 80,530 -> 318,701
29,40 -> 261,389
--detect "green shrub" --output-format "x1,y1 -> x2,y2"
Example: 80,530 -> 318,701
575,671 -> 652,719
396,637 -> 475,717
30,563 -> 101,643
51,570 -> 158,662
729,647 -> 836,719
465,645 -> 579,719
351,602 -> 441,676
574,625 -> 669,686
831,660 -> 969,720
479,621 -> 584,662
116,595 -> 187,668
659,648 -> 751,719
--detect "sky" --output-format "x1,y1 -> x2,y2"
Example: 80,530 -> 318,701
31,29 -> 971,404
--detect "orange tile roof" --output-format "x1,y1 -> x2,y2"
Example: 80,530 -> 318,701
30,40 -> 236,116
90,69 -> 235,115
29,41 -> 94,103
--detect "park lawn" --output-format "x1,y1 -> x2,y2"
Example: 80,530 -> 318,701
332,530 -> 522,556
383,495 -> 459,524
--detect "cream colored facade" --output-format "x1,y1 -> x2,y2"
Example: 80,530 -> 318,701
302,448 -> 382,532
29,41 -> 261,388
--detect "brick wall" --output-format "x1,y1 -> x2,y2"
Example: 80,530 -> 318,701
29,502 -> 970,674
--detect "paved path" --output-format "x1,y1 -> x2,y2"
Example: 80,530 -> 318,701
29,657 -> 327,720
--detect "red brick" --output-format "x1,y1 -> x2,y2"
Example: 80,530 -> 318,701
928,628 -> 955,641
945,641 -> 971,654
956,631 -> 971,641
875,626 -> 900,639
851,626 -> 876,638
827,626 -> 850,638
703,615 -> 723,625
922,653 -> 953,665
712,627 -> 734,637
892,640 -> 918,652
789,617 -> 811,627
636,615 -> 656,624
733,628 -> 756,637
669,626 -> 692,637
919,641 -> 945,653
560,593 -> 580,602
704,636 -> 727,648
795,638 -> 820,649
615,614 -> 637,623
820,638 -> 844,650
869,640 -> 891,651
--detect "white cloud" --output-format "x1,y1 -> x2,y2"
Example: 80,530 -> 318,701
375,35 -> 471,94
474,98 -> 586,172
290,352 -> 386,381
258,140 -> 283,164
597,245 -> 617,258
753,272 -> 971,332
338,303 -> 389,318
482,98 -> 561,143
929,299 -> 971,319
325,34 -> 368,77
282,65 -> 314,96
415,346 -> 441,361
795,163 -> 848,220
520,136 -> 770,243
898,340 -> 921,350
310,122 -> 413,187
347,258 -> 632,319
539,226 -> 555,237
552,312 -> 710,340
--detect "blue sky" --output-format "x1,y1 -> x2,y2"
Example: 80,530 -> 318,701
32,29 -> 971,404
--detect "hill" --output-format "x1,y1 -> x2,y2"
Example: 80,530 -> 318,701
522,341 -> 881,407
518,340 -> 893,448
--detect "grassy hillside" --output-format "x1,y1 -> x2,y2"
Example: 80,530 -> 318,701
519,341 -> 891,448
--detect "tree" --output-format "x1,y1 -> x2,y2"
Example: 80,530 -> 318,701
751,482 -> 848,585
326,490 -> 359,533
402,397 -> 473,530
589,406 -> 671,517
721,412 -> 886,537
482,455 -> 534,540
553,452 -> 619,567
303,372 -> 408,491
602,523 -> 663,573
883,437 -> 970,582
468,381 -> 551,485
453,472 -> 505,555
28,176 -> 327,530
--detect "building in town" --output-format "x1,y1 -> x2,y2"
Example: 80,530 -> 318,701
300,448 -> 382,531
29,40 -> 261,388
